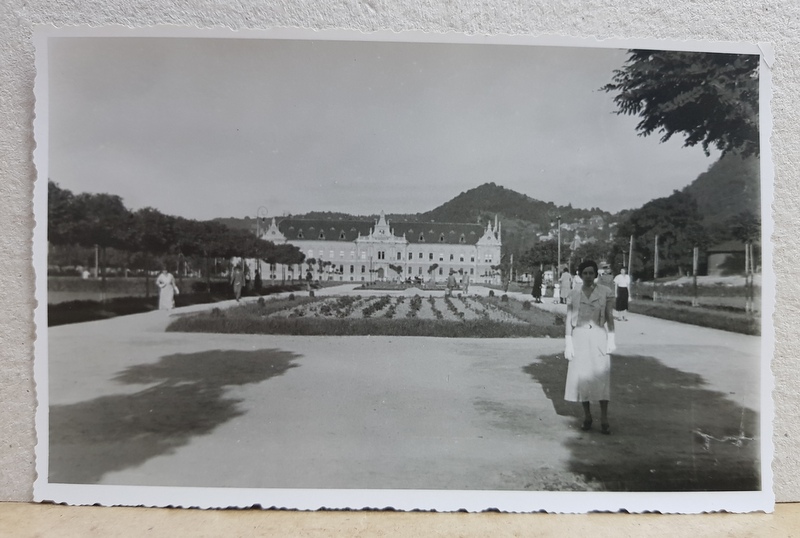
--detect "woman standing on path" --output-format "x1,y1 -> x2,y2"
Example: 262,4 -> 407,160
613,267 -> 631,321
558,268 -> 572,304
231,265 -> 245,302
531,267 -> 543,303
572,270 -> 582,289
563,260 -> 616,434
156,267 -> 178,310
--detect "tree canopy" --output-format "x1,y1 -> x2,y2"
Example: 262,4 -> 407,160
602,50 -> 759,157
519,240 -> 559,269
48,181 -> 305,274
571,240 -> 613,267
614,189 -> 707,277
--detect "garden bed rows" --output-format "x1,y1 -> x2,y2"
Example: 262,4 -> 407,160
167,294 -> 564,338
265,294 -> 526,324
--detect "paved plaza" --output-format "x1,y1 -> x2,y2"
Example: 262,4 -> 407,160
45,285 -> 763,491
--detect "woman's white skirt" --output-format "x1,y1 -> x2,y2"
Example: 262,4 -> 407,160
564,326 -> 610,402
158,286 -> 175,310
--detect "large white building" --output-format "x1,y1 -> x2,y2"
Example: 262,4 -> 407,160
248,211 -> 503,284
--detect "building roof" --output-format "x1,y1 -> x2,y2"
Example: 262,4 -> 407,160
707,240 -> 747,253
395,222 -> 486,245
278,219 -> 372,242
276,218 -> 489,245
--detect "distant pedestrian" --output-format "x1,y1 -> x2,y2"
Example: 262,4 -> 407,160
564,259 -> 616,435
597,268 -> 614,289
231,265 -> 245,302
156,267 -> 178,310
254,268 -> 262,291
558,268 -> 572,304
613,267 -> 631,321
531,267 -> 543,303
463,273 -> 470,294
446,270 -> 457,297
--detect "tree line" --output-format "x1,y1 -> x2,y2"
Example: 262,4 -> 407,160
48,181 -> 305,292
516,189 -> 759,280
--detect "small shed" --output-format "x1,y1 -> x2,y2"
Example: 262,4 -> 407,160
707,241 -> 747,276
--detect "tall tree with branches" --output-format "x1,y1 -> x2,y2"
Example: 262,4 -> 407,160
602,50 -> 760,157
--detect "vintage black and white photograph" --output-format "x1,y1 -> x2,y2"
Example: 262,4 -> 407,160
33,27 -> 773,512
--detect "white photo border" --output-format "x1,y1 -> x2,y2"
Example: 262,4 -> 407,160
32,25 -> 775,513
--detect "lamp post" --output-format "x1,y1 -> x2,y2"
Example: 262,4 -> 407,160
556,215 -> 562,273
549,215 -> 562,304
257,206 -> 268,237
256,206 -> 268,284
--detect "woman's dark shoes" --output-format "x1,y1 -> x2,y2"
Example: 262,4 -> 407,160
581,418 -> 592,431
601,423 -> 611,435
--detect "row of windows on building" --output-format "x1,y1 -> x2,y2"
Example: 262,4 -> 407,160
298,264 -> 478,276
295,230 -> 473,243
306,249 -> 494,263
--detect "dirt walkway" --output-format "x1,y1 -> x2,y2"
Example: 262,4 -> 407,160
44,287 -> 763,492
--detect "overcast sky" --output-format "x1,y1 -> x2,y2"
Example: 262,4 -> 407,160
47,35 -> 720,221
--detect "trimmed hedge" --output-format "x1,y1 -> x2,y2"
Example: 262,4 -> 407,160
167,315 -> 564,338
47,283 -> 310,327
628,301 -> 760,335
48,297 -> 159,326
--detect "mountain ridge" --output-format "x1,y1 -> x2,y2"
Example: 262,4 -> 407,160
216,154 -> 759,264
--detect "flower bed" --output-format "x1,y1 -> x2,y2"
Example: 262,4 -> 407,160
167,294 -> 564,338
259,294 -> 526,324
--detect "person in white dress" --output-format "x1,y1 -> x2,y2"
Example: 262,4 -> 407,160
613,267 -> 631,321
572,270 -> 582,289
558,268 -> 573,304
564,260 -> 616,435
156,267 -> 178,310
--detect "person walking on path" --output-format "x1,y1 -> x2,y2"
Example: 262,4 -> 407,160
446,269 -> 457,297
572,270 -> 582,289
613,267 -> 631,321
156,267 -> 179,310
463,272 -> 470,295
531,267 -> 543,303
231,265 -> 245,302
558,268 -> 572,305
563,259 -> 616,435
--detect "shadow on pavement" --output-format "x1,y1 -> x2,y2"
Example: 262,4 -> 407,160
524,353 -> 760,492
49,348 -> 301,484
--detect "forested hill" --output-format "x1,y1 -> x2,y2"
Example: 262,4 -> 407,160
682,152 -> 760,227
418,183 -> 612,228
240,183 -> 608,228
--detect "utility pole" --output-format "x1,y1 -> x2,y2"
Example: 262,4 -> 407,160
653,234 -> 659,301
745,242 -> 754,314
692,246 -> 699,307
629,234 -> 635,300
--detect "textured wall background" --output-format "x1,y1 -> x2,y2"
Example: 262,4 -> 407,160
1,0 -> 797,503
